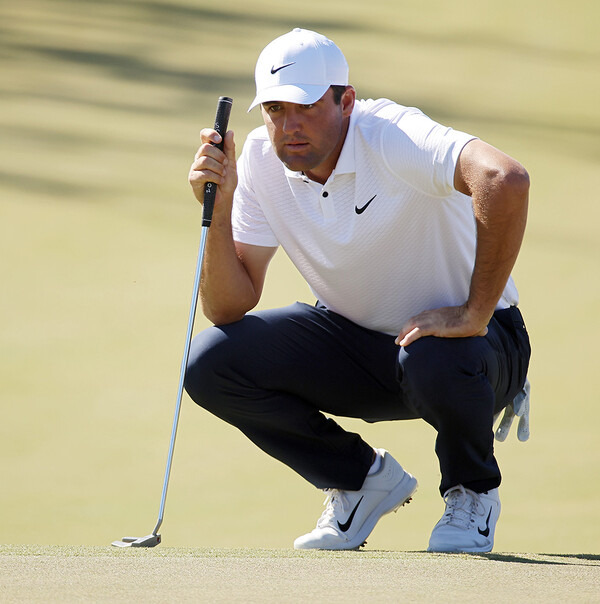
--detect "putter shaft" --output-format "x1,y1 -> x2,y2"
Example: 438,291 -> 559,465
112,97 -> 233,548
152,225 -> 209,537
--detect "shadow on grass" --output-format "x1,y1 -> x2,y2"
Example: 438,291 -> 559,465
61,0 -> 359,35
4,1 -> 599,139
474,552 -> 600,566
3,0 -> 599,201
0,168 -> 112,200
309,549 -> 600,567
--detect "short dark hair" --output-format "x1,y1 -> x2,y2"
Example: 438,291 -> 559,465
330,85 -> 348,105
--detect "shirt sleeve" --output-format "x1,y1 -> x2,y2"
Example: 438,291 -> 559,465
380,106 -> 477,198
231,137 -> 280,248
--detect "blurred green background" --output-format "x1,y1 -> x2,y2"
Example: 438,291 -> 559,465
1,0 -> 598,553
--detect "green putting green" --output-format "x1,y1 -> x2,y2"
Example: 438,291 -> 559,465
1,0 -> 598,556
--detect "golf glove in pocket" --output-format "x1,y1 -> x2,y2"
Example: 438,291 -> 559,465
494,378 -> 530,442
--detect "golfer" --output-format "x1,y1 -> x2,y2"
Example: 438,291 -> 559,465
186,28 -> 531,553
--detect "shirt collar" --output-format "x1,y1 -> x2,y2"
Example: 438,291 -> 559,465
334,103 -> 358,175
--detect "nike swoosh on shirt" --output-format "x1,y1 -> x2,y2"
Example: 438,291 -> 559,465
478,508 -> 492,537
355,195 -> 377,214
337,496 -> 363,533
270,62 -> 296,74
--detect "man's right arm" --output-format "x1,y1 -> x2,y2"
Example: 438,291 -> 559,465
188,128 -> 277,325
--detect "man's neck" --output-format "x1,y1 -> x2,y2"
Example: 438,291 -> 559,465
304,116 -> 351,184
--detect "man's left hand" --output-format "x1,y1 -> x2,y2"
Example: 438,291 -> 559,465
395,304 -> 489,347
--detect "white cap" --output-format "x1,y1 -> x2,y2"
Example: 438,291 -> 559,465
248,28 -> 348,111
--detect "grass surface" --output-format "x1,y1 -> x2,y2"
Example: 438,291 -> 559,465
1,0 -> 599,561
1,546 -> 599,603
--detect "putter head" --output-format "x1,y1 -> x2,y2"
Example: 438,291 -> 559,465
111,533 -> 161,548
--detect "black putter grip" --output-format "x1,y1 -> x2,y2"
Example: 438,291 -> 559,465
202,96 -> 233,227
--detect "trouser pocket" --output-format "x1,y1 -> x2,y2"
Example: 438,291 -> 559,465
493,306 -> 531,402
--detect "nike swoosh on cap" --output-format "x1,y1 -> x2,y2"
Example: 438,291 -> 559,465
337,496 -> 363,533
355,195 -> 377,215
270,62 -> 296,74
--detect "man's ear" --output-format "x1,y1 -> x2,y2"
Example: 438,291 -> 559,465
341,86 -> 356,116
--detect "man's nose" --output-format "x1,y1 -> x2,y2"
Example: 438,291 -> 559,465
282,108 -> 301,134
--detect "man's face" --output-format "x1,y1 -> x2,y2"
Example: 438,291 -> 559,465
260,87 -> 355,184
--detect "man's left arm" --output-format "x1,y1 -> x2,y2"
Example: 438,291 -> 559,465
396,139 -> 530,346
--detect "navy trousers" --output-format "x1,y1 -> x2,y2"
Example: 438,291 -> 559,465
185,302 -> 530,495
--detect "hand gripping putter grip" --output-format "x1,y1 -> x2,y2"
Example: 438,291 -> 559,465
112,96 -> 233,548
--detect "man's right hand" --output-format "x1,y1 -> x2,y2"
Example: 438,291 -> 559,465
188,129 -> 237,208
187,127 -> 276,325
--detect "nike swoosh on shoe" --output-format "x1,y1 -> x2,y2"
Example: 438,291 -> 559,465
337,497 -> 363,533
478,508 -> 492,537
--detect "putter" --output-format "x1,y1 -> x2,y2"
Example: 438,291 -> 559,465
112,96 -> 233,548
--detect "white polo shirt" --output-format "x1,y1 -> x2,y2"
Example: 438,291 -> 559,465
232,98 -> 519,335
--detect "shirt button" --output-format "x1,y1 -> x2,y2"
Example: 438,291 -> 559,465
322,191 -> 329,197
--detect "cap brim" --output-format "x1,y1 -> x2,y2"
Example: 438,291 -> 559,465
248,83 -> 330,112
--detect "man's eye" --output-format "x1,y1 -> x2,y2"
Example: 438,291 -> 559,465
301,104 -> 314,109
265,104 -> 282,113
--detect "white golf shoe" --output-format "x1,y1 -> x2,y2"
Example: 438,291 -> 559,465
427,485 -> 501,553
294,449 -> 418,550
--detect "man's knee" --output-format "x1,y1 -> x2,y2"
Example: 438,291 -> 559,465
184,327 -> 234,411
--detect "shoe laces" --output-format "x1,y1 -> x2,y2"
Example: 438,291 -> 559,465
441,485 -> 486,530
316,489 -> 349,529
